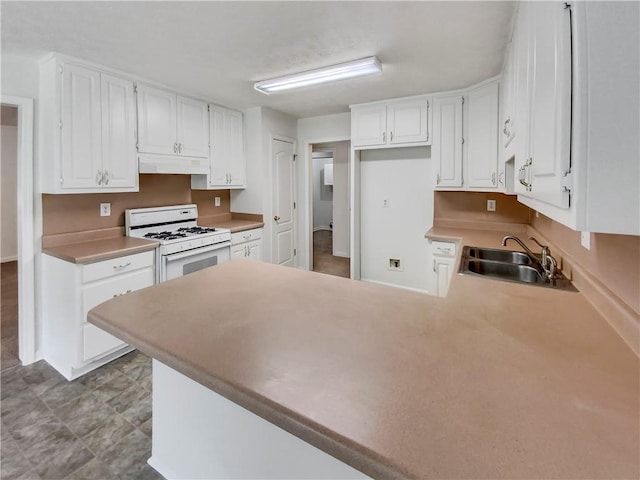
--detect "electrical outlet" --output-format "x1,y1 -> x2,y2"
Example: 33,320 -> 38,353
382,199 -> 389,208
581,231 -> 591,250
100,203 -> 111,217
388,258 -> 403,271
214,197 -> 221,207
487,199 -> 496,212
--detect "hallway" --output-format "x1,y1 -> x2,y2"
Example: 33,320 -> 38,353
312,230 -> 349,279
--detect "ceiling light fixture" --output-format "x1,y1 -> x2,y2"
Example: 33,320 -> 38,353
254,56 -> 382,94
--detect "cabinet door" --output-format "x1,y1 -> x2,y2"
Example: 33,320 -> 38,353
208,105 -> 229,186
351,105 -> 387,147
101,74 -> 137,189
225,109 -> 245,186
435,257 -> 454,297
177,96 -> 209,158
137,85 -> 177,155
61,63 -> 102,189
432,95 -> 463,188
247,240 -> 262,261
388,100 -> 429,144
230,244 -> 247,261
501,36 -> 517,151
467,82 -> 499,189
527,2 -> 571,208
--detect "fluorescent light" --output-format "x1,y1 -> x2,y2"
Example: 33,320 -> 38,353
254,56 -> 382,94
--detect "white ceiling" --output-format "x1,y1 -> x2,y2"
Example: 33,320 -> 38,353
1,1 -> 515,119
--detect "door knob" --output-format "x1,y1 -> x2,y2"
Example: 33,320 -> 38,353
273,215 -> 280,222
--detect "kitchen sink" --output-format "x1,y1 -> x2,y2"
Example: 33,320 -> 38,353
466,247 -> 532,265
459,246 -> 578,291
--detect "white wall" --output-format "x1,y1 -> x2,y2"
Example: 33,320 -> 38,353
297,113 -> 351,269
232,107 -> 297,262
1,122 -> 18,262
2,53 -> 39,99
312,157 -> 333,230
359,147 -> 433,293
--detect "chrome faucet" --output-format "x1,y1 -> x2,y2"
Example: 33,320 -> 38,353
501,235 -> 558,282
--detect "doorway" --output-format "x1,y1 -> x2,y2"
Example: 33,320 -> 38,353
1,105 -> 19,369
310,141 -> 350,278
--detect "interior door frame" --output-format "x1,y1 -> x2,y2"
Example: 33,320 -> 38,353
303,136 -> 350,271
269,134 -> 297,266
2,95 -> 38,365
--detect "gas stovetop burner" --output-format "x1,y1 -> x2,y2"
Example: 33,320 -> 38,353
144,231 -> 188,240
177,226 -> 217,234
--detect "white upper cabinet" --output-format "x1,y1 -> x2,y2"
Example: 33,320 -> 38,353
101,74 -> 137,189
466,81 -> 499,189
191,105 -> 245,190
351,98 -> 431,148
137,85 -> 209,158
387,101 -> 429,144
136,86 -> 177,155
432,95 -> 463,189
351,105 -> 387,147
39,56 -> 138,193
177,96 -> 209,158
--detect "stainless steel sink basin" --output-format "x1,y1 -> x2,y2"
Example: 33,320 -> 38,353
466,247 -> 532,265
459,246 -> 578,291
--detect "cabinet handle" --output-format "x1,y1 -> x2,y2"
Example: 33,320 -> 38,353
112,262 -> 132,270
518,158 -> 533,192
243,234 -> 251,241
113,289 -> 132,298
96,171 -> 102,185
390,131 -> 394,142
173,142 -> 178,154
433,259 -> 436,273
491,172 -> 496,185
498,171 -> 505,185
245,245 -> 249,257
102,170 -> 109,185
436,173 -> 441,185
383,131 -> 386,143
179,143 -> 183,154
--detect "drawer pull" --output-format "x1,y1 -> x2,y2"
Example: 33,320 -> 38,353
113,289 -> 132,298
112,262 -> 132,270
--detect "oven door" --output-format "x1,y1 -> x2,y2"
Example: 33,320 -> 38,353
160,242 -> 231,282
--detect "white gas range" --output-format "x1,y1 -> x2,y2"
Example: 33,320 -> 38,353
125,204 -> 231,283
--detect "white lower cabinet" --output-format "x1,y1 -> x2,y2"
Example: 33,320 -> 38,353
230,228 -> 262,261
42,250 -> 155,380
427,240 -> 457,297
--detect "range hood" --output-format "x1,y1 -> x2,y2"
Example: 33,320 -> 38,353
138,154 -> 209,175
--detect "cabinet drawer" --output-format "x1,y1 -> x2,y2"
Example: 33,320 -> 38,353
231,228 -> 262,246
431,240 -> 456,257
83,324 -> 126,362
82,250 -> 154,283
82,267 -> 154,322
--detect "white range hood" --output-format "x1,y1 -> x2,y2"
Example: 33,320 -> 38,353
138,154 -> 209,175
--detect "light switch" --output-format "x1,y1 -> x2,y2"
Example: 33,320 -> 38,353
214,197 -> 221,207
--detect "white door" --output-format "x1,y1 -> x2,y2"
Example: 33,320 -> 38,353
100,74 -> 137,189
387,100 -> 429,144
466,82 -> 499,189
177,96 -> 209,158
61,63 -> 102,189
351,105 -> 387,147
271,139 -> 295,267
136,85 -> 177,155
432,95 -> 463,188
528,1 -> 571,208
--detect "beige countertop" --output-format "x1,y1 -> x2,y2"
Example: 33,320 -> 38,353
200,218 -> 264,233
43,236 -> 158,264
88,229 -> 639,479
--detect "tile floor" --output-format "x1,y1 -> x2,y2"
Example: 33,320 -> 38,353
0,351 -> 164,480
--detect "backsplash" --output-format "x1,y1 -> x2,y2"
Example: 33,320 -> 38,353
434,191 -> 530,225
42,175 -> 230,235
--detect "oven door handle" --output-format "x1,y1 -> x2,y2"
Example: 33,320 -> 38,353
164,242 -> 231,263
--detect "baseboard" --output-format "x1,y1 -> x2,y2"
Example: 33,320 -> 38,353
527,225 -> 640,358
333,251 -> 350,258
1,256 -> 17,263
313,227 -> 332,232
360,278 -> 428,295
